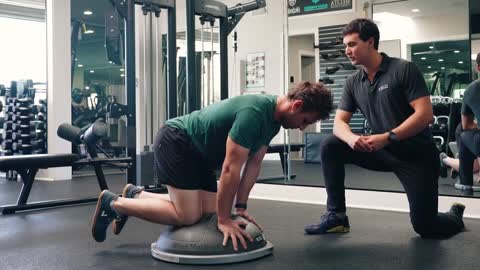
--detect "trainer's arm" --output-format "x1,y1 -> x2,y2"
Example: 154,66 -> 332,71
235,146 -> 268,206
333,109 -> 355,144
461,114 -> 477,131
217,137 -> 250,223
389,96 -> 433,140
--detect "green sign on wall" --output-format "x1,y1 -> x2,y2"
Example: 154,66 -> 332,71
287,0 -> 353,17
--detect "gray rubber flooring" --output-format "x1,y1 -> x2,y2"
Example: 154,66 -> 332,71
1,199 -> 479,270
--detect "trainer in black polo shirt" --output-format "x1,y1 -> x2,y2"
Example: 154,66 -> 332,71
304,18 -> 465,239
456,52 -> 480,189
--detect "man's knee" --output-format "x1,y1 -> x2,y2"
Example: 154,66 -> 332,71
175,211 -> 203,226
320,135 -> 345,157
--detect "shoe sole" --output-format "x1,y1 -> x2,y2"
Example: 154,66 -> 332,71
91,190 -> 109,242
112,184 -> 135,235
326,226 -> 350,233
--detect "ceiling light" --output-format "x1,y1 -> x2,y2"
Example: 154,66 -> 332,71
120,74 -> 125,77
120,68 -> 125,72
78,64 -> 83,67
83,10 -> 93,16
421,57 -> 426,60
438,59 -> 444,62
109,61 -> 113,64
373,12 -> 412,24
90,70 -> 95,73
85,86 -> 90,90
441,67 -> 445,70
84,29 -> 95,34
411,9 -> 420,12
454,50 -> 460,53
458,61 -> 463,64
427,66 -> 431,69
429,46 -> 434,49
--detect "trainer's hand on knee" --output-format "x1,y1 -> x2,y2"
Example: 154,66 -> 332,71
348,135 -> 374,152
218,219 -> 253,251
236,209 -> 263,231
364,134 -> 389,151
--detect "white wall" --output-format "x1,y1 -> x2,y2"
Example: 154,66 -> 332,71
377,10 -> 469,59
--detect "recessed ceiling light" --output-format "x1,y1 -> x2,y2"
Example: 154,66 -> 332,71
421,57 -> 426,60
438,59 -> 444,62
458,61 -> 464,64
454,50 -> 460,53
78,64 -> 83,67
427,66 -> 432,69
85,86 -> 90,90
429,46 -> 434,49
441,67 -> 445,70
90,70 -> 95,73
84,29 -> 95,34
75,58 -> 78,61
109,61 -> 113,64
84,10 -> 93,16
411,9 -> 420,12
120,74 -> 125,77
120,68 -> 125,72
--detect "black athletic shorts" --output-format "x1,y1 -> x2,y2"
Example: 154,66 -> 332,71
153,125 -> 217,192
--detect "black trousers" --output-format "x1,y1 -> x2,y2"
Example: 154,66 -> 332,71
321,135 -> 463,238
458,129 -> 480,185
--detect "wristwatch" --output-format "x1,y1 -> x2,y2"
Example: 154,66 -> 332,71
235,203 -> 247,210
387,131 -> 398,142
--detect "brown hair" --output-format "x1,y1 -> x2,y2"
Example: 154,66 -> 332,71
342,18 -> 380,50
476,52 -> 480,66
287,81 -> 333,120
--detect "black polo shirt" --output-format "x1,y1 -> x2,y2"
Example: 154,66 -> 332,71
461,80 -> 480,126
338,53 -> 432,145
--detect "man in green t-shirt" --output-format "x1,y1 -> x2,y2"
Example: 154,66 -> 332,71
91,81 -> 333,250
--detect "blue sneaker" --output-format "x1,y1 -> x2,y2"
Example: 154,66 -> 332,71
304,212 -> 350,234
112,184 -> 143,235
91,190 -> 119,242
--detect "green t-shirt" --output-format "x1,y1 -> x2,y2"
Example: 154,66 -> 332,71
166,95 -> 280,168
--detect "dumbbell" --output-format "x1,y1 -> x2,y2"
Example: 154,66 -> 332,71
6,97 -> 17,105
16,98 -> 33,107
1,139 -> 13,149
0,84 -> 6,96
2,130 -> 13,140
15,107 -> 33,116
12,114 -> 34,122
3,121 -> 13,130
0,149 -> 13,156
12,143 -> 32,151
5,113 -> 15,121
36,113 -> 46,121
12,132 -> 36,141
4,105 -> 15,113
12,122 -> 35,131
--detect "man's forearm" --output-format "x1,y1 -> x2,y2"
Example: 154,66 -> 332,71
235,161 -> 262,204
333,120 -> 356,143
391,111 -> 431,140
217,170 -> 241,222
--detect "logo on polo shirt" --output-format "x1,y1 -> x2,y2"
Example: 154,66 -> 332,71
378,84 -> 389,92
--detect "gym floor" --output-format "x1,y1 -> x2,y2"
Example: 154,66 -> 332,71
1,196 -> 479,270
0,164 -> 479,270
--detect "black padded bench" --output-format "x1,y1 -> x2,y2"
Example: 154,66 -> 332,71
257,144 -> 305,183
0,154 -> 132,215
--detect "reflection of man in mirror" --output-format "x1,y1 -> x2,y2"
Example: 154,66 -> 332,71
456,53 -> 480,190
305,18 -> 466,239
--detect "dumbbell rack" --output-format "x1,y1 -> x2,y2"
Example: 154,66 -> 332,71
0,81 -> 48,181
